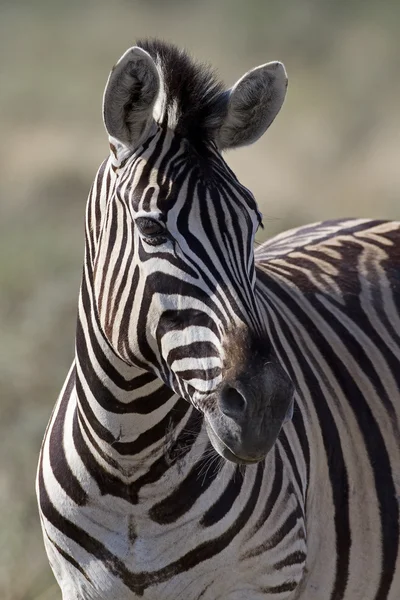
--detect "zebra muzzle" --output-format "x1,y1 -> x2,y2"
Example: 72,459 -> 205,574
204,361 -> 294,464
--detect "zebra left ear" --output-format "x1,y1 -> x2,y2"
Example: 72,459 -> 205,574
102,46 -> 160,160
216,62 -> 288,150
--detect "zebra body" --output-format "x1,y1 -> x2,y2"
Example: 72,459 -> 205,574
256,219 -> 400,599
37,40 -> 400,600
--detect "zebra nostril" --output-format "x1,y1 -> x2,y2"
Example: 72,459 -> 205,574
219,385 -> 247,419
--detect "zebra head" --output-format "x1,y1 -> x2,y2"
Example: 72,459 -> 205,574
97,40 -> 293,464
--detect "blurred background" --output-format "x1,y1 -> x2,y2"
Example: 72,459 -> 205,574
0,0 -> 399,598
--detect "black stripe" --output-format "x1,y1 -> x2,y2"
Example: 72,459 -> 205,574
48,367 -> 87,506
96,202 -> 118,313
260,580 -> 298,594
200,465 -> 244,527
105,199 -> 128,331
278,430 -> 305,504
273,550 -> 307,570
167,341 -> 219,363
150,442 -> 220,524
242,502 -> 304,560
246,447 -> 282,539
45,532 -> 92,583
174,368 -> 221,381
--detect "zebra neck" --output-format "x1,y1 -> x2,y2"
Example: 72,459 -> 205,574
74,277 -> 210,482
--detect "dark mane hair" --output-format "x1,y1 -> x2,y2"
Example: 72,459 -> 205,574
137,39 -> 228,148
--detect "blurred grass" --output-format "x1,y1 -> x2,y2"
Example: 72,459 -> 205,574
0,1 -> 399,598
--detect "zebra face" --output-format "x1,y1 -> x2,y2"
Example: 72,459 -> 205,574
98,41 -> 293,464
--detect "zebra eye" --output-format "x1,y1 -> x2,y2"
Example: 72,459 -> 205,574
136,217 -> 166,238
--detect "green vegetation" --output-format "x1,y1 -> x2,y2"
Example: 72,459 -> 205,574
1,1 -> 399,598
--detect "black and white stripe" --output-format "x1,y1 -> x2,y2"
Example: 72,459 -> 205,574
37,40 -> 399,600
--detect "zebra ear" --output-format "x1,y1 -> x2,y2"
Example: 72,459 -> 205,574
216,62 -> 287,150
103,47 -> 160,154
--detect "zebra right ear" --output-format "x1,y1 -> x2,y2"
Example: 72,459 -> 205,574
103,47 -> 160,157
215,61 -> 287,150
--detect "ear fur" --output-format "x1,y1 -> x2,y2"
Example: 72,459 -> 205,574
216,61 -> 287,150
103,47 -> 160,155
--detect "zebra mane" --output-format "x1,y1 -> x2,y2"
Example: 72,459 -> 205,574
137,39 -> 228,147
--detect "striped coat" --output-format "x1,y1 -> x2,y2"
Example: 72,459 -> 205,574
37,39 -> 400,600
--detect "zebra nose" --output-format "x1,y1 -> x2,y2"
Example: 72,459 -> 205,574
219,385 -> 247,420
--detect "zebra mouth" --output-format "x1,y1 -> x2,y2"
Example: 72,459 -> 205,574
204,419 -> 263,465
284,395 -> 294,423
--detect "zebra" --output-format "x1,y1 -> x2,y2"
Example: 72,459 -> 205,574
36,39 -> 400,600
